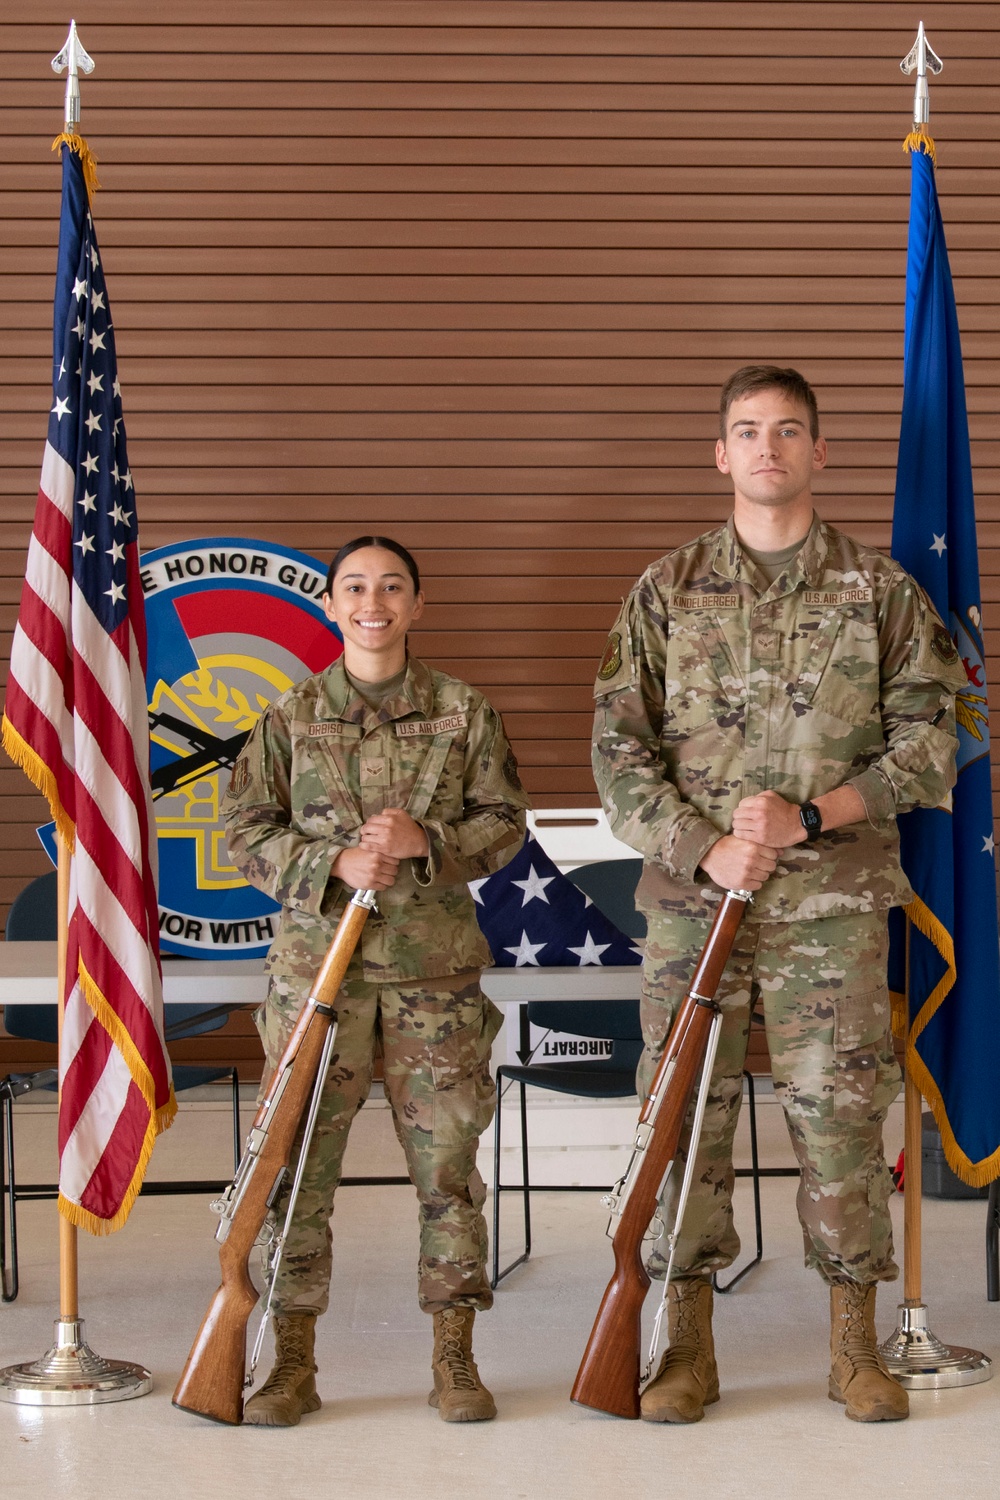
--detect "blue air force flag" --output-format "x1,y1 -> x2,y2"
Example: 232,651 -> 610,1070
888,138 -> 1000,1186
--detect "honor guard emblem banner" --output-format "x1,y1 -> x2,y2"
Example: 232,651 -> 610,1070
39,537 -> 342,958
143,538 -> 342,957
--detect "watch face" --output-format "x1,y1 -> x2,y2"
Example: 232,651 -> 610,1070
800,803 -> 822,835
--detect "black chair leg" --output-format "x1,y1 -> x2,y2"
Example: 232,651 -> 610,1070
1,1089 -> 19,1303
230,1068 -> 242,1174
713,1071 -> 764,1294
491,1074 -> 532,1287
987,1178 -> 1000,1302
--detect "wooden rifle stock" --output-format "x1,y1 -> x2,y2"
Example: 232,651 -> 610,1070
172,890 -> 375,1425
570,889 -> 749,1419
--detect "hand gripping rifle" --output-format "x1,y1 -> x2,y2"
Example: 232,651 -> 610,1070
172,888 -> 378,1425
570,887 -> 750,1419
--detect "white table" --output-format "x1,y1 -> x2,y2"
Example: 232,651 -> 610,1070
0,941 -> 641,1007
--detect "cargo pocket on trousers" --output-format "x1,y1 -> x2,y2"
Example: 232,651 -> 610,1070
430,1001 -> 503,1148
833,985 -> 894,1123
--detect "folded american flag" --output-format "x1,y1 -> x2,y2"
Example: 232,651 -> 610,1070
471,834 -> 641,967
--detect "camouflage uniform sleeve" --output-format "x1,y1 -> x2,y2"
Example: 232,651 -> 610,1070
221,702 -> 345,916
591,583 -> 722,880
413,698 -> 529,887
848,571 -> 967,823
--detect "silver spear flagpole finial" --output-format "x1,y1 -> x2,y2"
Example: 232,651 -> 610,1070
51,19 -> 95,135
900,20 -> 943,130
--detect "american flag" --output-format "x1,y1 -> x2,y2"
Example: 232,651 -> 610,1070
472,834 -> 642,969
1,139 -> 174,1233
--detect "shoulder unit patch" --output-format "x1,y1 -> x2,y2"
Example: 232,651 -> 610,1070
597,631 -> 623,681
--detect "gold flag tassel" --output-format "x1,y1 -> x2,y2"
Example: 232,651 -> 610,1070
903,126 -> 937,163
51,130 -> 101,200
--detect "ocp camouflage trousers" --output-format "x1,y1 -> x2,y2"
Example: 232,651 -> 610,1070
638,911 -> 901,1286
256,957 -> 502,1316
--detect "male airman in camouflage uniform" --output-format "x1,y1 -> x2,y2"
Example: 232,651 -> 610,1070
224,637 -> 528,1425
592,366 -> 966,1424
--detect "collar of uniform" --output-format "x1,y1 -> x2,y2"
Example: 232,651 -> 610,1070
372,656 -> 436,725
713,512 -> 829,597
314,654 -> 436,726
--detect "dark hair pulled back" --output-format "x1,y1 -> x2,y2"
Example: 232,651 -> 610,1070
325,536 -> 421,595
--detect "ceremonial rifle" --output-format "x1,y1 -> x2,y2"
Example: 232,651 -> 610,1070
570,888 -> 750,1419
172,888 -> 377,1425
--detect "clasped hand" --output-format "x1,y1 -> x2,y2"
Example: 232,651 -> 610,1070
701,790 -> 805,893
330,808 -> 430,891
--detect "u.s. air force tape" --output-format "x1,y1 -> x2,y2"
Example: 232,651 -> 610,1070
802,587 -> 873,605
396,712 -> 468,737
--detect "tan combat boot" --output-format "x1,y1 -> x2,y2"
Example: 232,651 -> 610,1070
428,1306 -> 497,1422
640,1277 -> 719,1423
243,1312 -> 322,1427
829,1282 -> 909,1422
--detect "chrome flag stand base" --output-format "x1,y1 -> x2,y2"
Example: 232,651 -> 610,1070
0,1318 -> 152,1406
880,1302 -> 992,1389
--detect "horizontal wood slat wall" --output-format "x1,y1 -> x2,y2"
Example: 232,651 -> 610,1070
2,1 -> 999,939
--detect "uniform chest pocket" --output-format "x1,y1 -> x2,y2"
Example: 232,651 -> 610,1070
296,732 -> 364,834
792,607 -> 879,729
661,609 -> 746,742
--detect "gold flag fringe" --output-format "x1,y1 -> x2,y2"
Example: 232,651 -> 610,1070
60,959 -> 178,1235
77,956 -> 177,1141
891,899 -> 999,1188
4,710 -> 178,1230
1,713 -> 75,852
903,127 -> 937,163
51,131 -> 101,200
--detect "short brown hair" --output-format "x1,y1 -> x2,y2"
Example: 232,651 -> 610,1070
719,365 -> 820,441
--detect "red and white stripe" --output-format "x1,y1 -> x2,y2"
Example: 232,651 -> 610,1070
4,442 -> 173,1232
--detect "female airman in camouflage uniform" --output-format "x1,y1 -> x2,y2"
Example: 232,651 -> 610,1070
222,537 -> 528,1427
593,368 -> 966,1425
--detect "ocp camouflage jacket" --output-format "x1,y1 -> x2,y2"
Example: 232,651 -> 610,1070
223,656 -> 529,981
592,515 -> 967,923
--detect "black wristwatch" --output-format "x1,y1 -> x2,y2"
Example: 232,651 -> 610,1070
799,802 -> 823,842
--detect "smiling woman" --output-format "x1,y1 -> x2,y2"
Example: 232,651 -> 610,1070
323,536 -> 424,687
219,533 -> 530,1427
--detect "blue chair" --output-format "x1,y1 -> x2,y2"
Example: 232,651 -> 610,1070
1,872 -> 242,1301
490,858 -> 763,1292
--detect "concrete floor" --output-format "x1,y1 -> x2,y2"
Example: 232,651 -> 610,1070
1,1087 -> 998,1500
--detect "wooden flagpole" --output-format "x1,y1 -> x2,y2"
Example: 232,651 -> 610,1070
56,833 -> 79,1323
879,910 -> 990,1385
